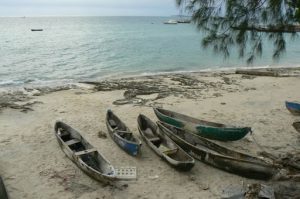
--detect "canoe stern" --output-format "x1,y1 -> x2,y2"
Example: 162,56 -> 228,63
195,126 -> 251,141
286,101 -> 300,115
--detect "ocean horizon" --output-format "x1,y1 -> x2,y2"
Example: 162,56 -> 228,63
1,16 -> 300,87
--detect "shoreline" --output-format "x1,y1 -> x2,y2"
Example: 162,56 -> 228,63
1,65 -> 300,91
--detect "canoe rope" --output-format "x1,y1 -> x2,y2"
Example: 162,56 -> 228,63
250,133 -> 278,163
250,133 -> 265,153
251,133 -> 300,173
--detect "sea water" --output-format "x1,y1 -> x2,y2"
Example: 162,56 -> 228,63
1,16 -> 300,87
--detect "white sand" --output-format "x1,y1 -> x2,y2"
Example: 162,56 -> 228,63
0,72 -> 299,198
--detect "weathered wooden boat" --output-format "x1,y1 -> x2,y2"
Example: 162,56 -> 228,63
293,121 -> 300,133
153,107 -> 251,141
286,101 -> 300,115
157,121 -> 279,180
137,114 -> 195,171
54,121 -> 116,183
106,110 -> 142,156
0,176 -> 8,199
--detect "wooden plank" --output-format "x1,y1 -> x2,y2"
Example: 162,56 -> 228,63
148,137 -> 160,142
65,139 -> 80,146
74,148 -> 97,156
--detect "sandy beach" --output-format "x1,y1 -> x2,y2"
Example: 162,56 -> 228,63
0,69 -> 300,198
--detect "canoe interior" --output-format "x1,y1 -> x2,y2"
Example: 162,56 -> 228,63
157,122 -> 270,165
293,122 -> 300,133
155,108 -> 230,128
107,110 -> 138,143
55,122 -> 114,176
138,115 -> 192,162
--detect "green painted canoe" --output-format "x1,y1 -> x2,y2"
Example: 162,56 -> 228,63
153,108 -> 251,141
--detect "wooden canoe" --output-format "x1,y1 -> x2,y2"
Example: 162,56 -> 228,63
286,101 -> 300,115
54,121 -> 116,183
293,121 -> 300,133
137,114 -> 195,171
106,110 -> 142,156
153,107 -> 251,141
157,121 -> 279,180
0,176 -> 8,199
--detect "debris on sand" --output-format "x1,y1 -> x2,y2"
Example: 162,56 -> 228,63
236,67 -> 300,77
98,130 -> 107,139
82,73 -> 247,106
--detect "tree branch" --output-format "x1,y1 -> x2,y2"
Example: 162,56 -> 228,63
231,25 -> 300,33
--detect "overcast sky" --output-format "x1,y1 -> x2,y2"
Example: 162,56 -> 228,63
0,0 -> 180,16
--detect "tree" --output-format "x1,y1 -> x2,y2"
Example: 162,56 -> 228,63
176,0 -> 300,63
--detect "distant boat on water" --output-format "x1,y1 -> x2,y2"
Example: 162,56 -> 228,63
164,20 -> 178,24
177,19 -> 191,24
164,19 -> 191,24
31,29 -> 43,32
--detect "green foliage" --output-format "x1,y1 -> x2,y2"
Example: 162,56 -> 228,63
176,0 -> 300,64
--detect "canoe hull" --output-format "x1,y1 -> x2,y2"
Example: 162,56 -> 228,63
137,115 -> 195,171
286,101 -> 300,115
54,121 -> 116,184
106,110 -> 141,156
157,122 -> 277,180
111,132 -> 141,156
154,108 -> 251,141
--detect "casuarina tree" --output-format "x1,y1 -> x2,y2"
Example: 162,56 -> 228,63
176,0 -> 300,63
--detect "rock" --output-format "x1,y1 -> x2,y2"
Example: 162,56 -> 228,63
98,131 -> 107,139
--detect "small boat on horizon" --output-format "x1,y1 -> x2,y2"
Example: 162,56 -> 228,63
286,101 -> 300,115
31,29 -> 43,31
163,20 -> 178,24
153,107 -> 252,141
106,110 -> 142,156
177,19 -> 191,24
137,114 -> 195,171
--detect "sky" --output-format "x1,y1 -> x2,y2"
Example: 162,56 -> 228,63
0,0 -> 180,17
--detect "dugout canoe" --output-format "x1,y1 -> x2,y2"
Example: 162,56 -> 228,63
54,121 -> 116,183
137,114 -> 195,171
157,121 -> 279,180
154,107 -> 251,141
106,110 -> 142,156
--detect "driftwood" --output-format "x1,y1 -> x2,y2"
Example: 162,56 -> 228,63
222,182 -> 300,199
236,67 -> 300,77
236,70 -> 279,77
258,151 -> 300,171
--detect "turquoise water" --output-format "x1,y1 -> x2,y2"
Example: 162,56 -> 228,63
1,16 -> 300,86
